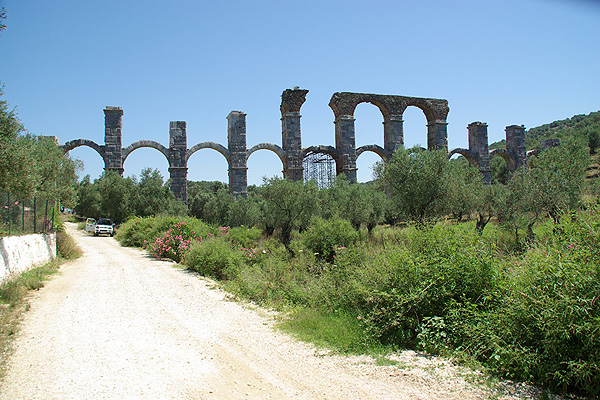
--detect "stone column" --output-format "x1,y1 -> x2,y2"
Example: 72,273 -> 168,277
103,106 -> 124,175
384,115 -> 404,154
506,125 -> 527,170
282,112 -> 303,181
334,115 -> 357,182
227,111 -> 248,198
467,122 -> 491,183
541,138 -> 561,151
281,88 -> 308,182
168,121 -> 188,203
427,120 -> 448,151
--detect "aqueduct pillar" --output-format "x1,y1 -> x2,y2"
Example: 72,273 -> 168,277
281,88 -> 308,181
506,125 -> 527,170
227,111 -> 248,198
168,121 -> 188,203
467,122 -> 491,183
104,106 -> 124,175
334,115 -> 358,182
427,121 -> 449,150
384,115 -> 404,154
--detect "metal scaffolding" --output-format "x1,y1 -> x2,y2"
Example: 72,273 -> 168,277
303,152 -> 336,189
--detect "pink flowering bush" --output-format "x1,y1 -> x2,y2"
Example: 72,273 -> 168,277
152,221 -> 202,262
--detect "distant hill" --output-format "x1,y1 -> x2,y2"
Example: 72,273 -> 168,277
489,110 -> 600,152
487,110 -> 600,184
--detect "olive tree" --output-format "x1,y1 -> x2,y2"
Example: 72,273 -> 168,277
259,177 -> 318,248
374,148 -> 453,225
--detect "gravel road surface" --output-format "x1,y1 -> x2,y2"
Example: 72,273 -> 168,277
0,223 -> 518,399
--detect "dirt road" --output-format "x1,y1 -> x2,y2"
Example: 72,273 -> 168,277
0,223 -> 507,399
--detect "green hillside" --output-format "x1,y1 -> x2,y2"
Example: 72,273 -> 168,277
489,110 -> 600,153
487,110 -> 600,185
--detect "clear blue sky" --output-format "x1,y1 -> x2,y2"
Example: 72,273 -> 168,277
1,0 -> 599,185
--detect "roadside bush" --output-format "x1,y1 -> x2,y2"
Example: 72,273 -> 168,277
302,217 -> 359,263
479,209 -> 599,396
362,225 -> 498,348
115,216 -> 213,249
183,236 -> 244,280
56,230 -> 82,259
227,226 -> 263,248
151,221 -> 199,262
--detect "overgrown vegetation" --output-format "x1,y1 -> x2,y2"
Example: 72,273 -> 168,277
111,121 -> 600,397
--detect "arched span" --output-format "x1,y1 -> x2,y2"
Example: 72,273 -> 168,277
490,148 -> 517,171
62,139 -> 105,160
356,145 -> 390,161
448,148 -> 478,166
246,143 -> 286,166
328,92 -> 449,124
186,142 -> 229,163
122,140 -> 169,163
302,145 -> 339,160
407,146 -> 428,154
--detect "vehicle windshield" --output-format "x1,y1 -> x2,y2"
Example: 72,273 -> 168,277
97,218 -> 113,225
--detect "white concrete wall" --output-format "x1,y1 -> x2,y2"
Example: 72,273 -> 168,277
0,232 -> 57,284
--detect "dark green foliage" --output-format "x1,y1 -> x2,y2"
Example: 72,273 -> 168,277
320,177 -> 385,232
201,188 -> 234,226
362,226 -> 496,348
75,168 -> 186,224
115,215 -> 213,249
227,225 -> 263,248
526,111 -> 600,148
494,141 -> 588,246
374,148 -> 455,225
258,177 -> 318,247
97,171 -> 137,224
302,217 -> 359,263
184,236 -> 244,280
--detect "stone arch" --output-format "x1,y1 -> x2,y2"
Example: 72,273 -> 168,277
356,145 -> 390,161
246,143 -> 286,167
122,140 -> 169,164
303,145 -> 339,160
328,92 -> 449,125
186,142 -> 229,163
489,148 -> 517,171
303,145 -> 341,175
62,139 -> 105,161
246,143 -> 286,182
448,148 -> 478,167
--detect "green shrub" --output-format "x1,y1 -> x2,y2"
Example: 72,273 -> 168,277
228,226 -> 263,248
184,236 -> 244,280
56,230 -> 82,259
484,230 -> 599,395
362,225 -> 498,348
302,217 -> 359,263
115,216 -> 213,249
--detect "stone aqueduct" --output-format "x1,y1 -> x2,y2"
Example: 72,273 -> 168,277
61,89 -> 560,203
